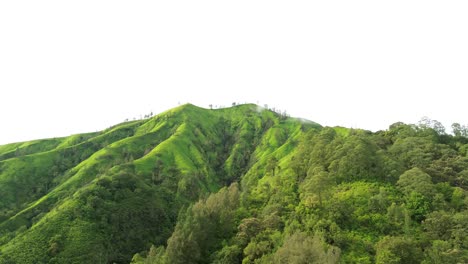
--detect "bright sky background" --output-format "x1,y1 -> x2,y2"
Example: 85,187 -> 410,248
1,1 -> 467,145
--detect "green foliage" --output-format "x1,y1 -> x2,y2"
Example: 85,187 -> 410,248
375,236 -> 423,264
328,132 -> 384,182
1,104 -> 468,264
397,167 -> 435,197
423,240 -> 467,264
272,232 -> 340,264
156,184 -> 240,264
300,166 -> 333,206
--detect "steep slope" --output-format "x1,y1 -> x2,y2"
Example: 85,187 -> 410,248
0,104 -> 318,264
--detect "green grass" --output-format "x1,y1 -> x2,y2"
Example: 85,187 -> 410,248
0,138 -> 65,161
333,126 -> 351,137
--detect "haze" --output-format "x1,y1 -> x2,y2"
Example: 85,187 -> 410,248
1,1 -> 467,145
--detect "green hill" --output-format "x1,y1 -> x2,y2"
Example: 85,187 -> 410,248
0,104 -> 467,263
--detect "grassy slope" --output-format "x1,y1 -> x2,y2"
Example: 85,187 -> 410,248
0,104 -> 317,264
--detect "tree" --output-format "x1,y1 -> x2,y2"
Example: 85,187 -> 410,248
266,157 -> 278,176
165,184 -> 240,264
389,137 -> 436,169
418,117 -> 446,135
375,236 -> 422,264
397,168 -> 435,198
451,123 -> 468,137
387,203 -> 410,231
301,166 -> 332,206
385,122 -> 417,143
422,240 -> 464,264
236,218 -> 262,247
423,211 -> 453,240
273,232 -> 340,264
406,191 -> 432,222
369,187 -> 391,213
212,245 -> 242,264
243,240 -> 273,263
328,134 -> 383,182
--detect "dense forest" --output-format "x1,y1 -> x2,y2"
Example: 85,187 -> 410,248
0,104 -> 467,263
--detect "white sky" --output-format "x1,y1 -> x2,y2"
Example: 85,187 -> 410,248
1,1 -> 467,145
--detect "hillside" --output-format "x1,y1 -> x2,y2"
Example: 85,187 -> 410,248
0,104 -> 467,263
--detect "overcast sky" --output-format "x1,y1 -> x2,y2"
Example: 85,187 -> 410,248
1,1 -> 467,145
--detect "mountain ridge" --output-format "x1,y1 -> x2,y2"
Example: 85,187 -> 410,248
1,104 -> 467,264
0,103 -> 320,263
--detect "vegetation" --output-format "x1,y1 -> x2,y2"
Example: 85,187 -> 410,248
0,104 -> 467,263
